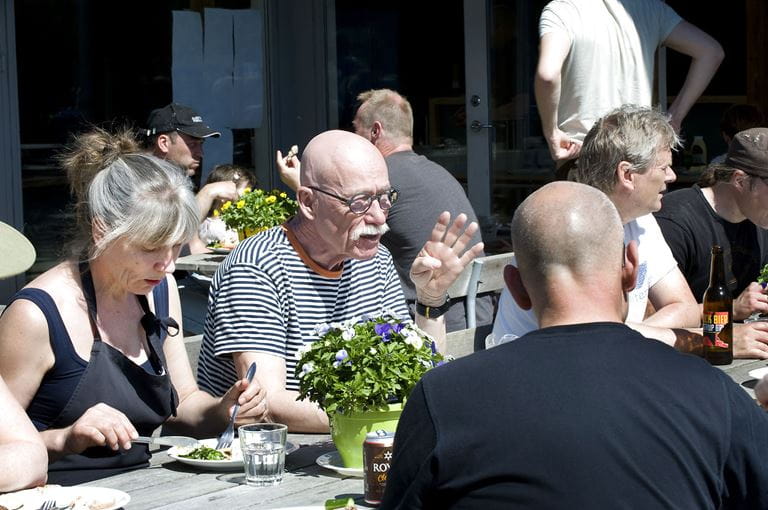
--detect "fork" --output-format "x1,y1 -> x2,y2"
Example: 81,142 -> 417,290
38,500 -> 58,510
216,361 -> 257,449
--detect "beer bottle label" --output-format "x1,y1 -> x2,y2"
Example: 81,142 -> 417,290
702,311 -> 729,348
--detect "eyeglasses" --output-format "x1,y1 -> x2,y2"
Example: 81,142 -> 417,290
307,186 -> 398,215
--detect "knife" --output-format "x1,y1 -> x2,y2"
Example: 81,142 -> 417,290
133,435 -> 199,448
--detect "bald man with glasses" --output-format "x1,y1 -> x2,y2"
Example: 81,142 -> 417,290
278,89 -> 492,332
197,130 -> 483,432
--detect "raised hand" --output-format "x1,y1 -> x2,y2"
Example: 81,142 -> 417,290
410,212 -> 484,306
276,148 -> 300,192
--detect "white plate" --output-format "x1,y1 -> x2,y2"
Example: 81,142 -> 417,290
316,451 -> 364,477
168,438 -> 298,471
267,507 -> 324,510
748,366 -> 768,380
0,485 -> 130,510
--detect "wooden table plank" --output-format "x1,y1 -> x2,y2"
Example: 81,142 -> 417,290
80,434 -> 375,509
717,358 -> 768,400
175,253 -> 226,277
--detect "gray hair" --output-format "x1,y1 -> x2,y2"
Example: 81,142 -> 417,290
574,105 -> 680,194
61,127 -> 198,260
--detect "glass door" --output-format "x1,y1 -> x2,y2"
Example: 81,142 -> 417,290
463,0 -> 552,245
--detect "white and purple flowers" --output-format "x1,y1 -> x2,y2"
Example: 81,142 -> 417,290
333,348 -> 350,368
295,313 -> 445,414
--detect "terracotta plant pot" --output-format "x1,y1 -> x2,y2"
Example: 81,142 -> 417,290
330,403 -> 403,469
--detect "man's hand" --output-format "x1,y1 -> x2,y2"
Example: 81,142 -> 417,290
734,282 -> 768,321
410,212 -> 484,306
276,147 -> 300,192
733,322 -> 768,359
547,128 -> 581,163
220,374 -> 269,427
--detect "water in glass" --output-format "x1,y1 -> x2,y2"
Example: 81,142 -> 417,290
242,441 -> 286,486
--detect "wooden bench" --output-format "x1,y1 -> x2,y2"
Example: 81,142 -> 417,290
448,252 -> 514,328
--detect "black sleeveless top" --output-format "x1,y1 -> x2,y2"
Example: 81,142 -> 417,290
6,266 -> 179,485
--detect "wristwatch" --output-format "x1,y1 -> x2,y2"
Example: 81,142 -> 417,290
415,297 -> 451,319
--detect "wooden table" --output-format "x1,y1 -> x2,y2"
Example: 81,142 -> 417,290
175,253 -> 227,277
80,434 -> 375,509
717,357 -> 768,400
73,359 -> 766,509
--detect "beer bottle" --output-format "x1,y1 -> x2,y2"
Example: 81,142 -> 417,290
702,245 -> 733,365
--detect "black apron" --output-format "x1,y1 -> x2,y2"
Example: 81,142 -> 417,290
45,265 -> 179,485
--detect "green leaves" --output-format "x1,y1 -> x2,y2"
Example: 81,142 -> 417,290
758,264 -> 768,285
295,315 -> 445,413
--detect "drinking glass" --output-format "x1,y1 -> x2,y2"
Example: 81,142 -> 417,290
238,423 -> 288,487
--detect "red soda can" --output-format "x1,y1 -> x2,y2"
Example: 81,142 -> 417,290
363,430 -> 395,506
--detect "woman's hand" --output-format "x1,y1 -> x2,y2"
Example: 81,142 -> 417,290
220,376 -> 269,427
63,403 -> 138,454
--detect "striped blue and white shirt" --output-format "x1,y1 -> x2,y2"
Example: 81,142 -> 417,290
197,225 -> 409,395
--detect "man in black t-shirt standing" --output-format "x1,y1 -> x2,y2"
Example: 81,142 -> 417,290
655,127 -> 768,358
381,181 -> 768,509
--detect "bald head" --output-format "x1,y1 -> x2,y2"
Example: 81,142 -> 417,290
301,129 -> 387,189
512,182 -> 624,285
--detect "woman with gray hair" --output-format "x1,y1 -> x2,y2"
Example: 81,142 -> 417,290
0,127 -> 268,485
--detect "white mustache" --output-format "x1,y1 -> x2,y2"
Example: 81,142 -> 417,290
350,223 -> 390,241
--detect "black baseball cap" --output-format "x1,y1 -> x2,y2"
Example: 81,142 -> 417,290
722,127 -> 768,178
145,103 -> 220,139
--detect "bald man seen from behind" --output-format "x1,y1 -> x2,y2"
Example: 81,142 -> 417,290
381,182 -> 768,509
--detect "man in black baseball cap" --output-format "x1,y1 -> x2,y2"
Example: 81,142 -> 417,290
143,103 -> 237,254
143,103 -> 220,177
656,127 -> 768,357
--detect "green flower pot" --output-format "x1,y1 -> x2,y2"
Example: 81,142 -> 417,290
330,403 -> 403,469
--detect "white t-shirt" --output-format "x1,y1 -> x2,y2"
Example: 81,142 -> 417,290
492,214 -> 679,338
539,0 -> 681,140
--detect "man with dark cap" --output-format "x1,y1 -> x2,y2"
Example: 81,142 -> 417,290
143,102 -> 220,177
143,103 -> 236,253
655,127 -> 768,357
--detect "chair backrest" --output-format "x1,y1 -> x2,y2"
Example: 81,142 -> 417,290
448,252 -> 514,328
444,323 -> 493,358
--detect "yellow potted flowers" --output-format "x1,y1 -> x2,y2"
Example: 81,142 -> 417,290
217,188 -> 298,240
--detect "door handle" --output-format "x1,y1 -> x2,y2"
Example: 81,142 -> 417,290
470,120 -> 493,132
